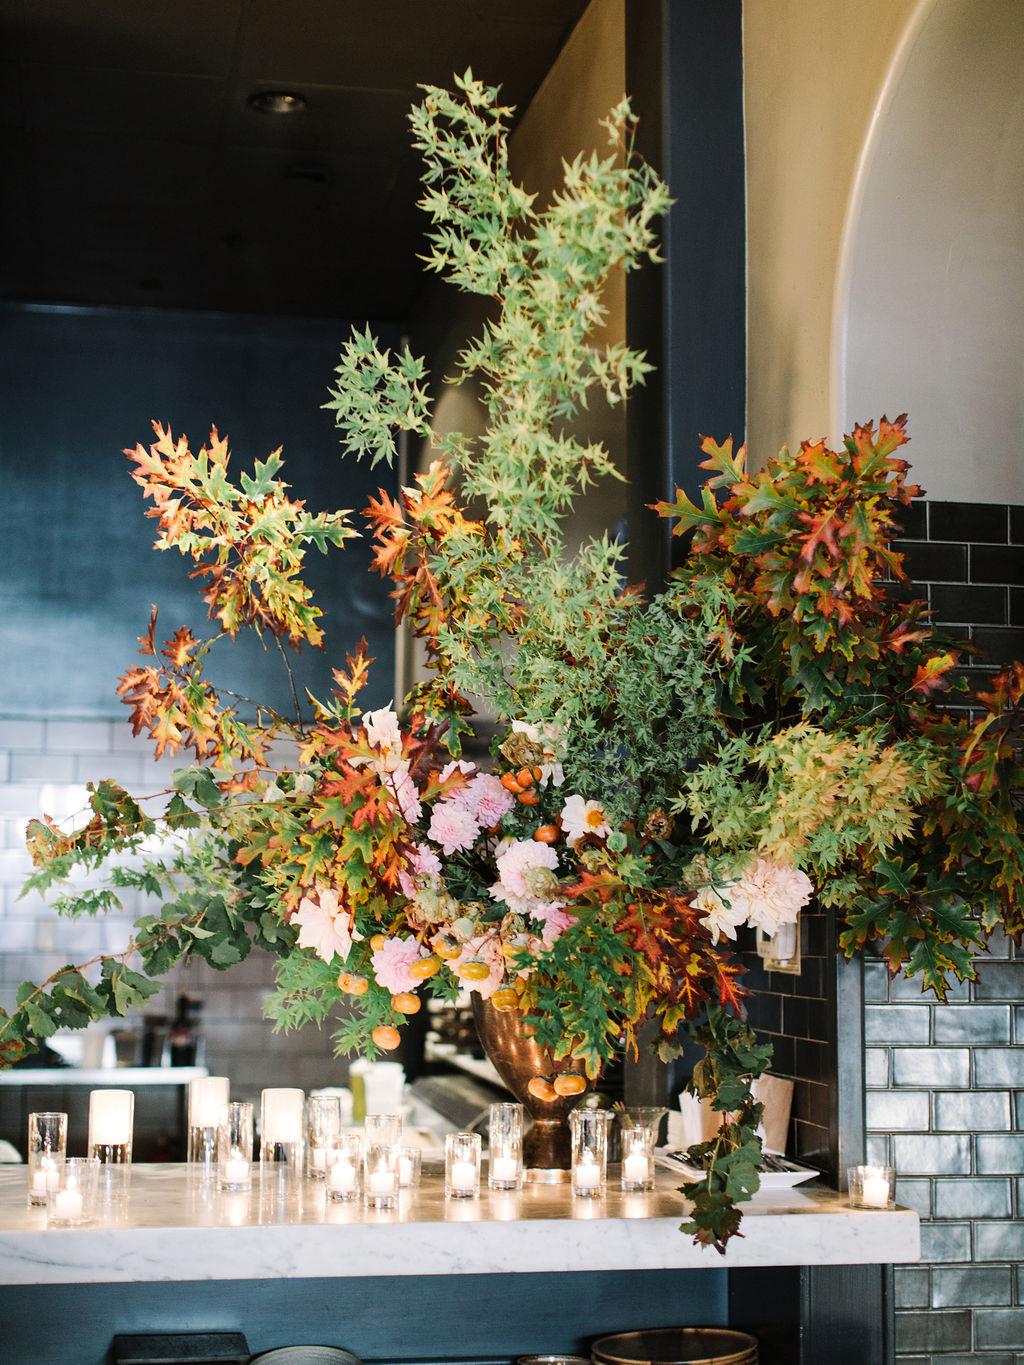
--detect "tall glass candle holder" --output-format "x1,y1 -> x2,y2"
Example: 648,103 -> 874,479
445,1131 -> 482,1199
87,1089 -> 134,1167
260,1087 -> 304,1186
619,1122 -> 656,1192
488,1101 -> 524,1191
327,1131 -> 363,1203
47,1157 -> 99,1228
847,1165 -> 896,1210
570,1108 -> 609,1198
27,1111 -> 66,1207
217,1101 -> 254,1192
306,1094 -> 342,1179
187,1075 -> 229,1176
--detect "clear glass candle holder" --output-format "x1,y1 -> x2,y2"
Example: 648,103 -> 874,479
445,1131 -> 482,1199
327,1132 -> 363,1203
619,1123 -> 656,1192
306,1093 -> 342,1179
217,1101 -> 254,1192
188,1076 -> 229,1176
87,1089 -> 134,1165
364,1112 -> 402,1147
847,1164 -> 896,1210
570,1108 -> 609,1198
260,1088 -> 304,1187
27,1111 -> 67,1207
397,1144 -> 422,1190
363,1141 -> 400,1210
47,1157 -> 99,1227
488,1101 -> 524,1191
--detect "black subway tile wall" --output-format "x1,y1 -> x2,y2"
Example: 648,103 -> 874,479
874,502 -> 1024,1364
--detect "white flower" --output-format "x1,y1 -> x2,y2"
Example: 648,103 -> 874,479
360,704 -> 404,772
511,719 -> 565,787
692,884 -> 749,946
293,887 -> 361,964
490,838 -> 561,915
559,794 -> 611,846
729,858 -> 813,935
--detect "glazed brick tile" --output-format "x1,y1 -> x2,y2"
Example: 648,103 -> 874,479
975,962 -> 1024,1000
865,1089 -> 929,1131
865,1133 -> 890,1165
933,1178 -> 1013,1220
892,1132 -> 971,1174
895,1177 -> 932,1216
0,720 -> 45,750
973,626 -> 1024,666
934,1089 -> 1011,1131
978,1309 -> 1024,1350
892,1047 -> 970,1088
43,719 -> 111,752
972,544 -> 1024,586
933,1264 -> 1013,1307
933,1005 -> 1011,1044
1011,507 -> 1024,544
865,1047 -> 889,1087
930,501 -> 1008,544
894,1265 -> 931,1308
891,970 -> 969,1003
1013,588 -> 1024,626
931,582 -> 1009,625
896,499 -> 928,539
977,1136 -> 1024,1174
894,1307 -> 972,1353
896,538 -> 967,582
8,752 -> 75,782
864,1004 -> 930,1044
919,1221 -> 971,1262
863,959 -> 890,1003
975,1222 -> 1024,1261
973,1049 -> 1023,1088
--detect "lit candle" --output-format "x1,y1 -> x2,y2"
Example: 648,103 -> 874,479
862,1173 -> 890,1208
223,1156 -> 249,1185
329,1160 -> 357,1193
53,1185 -> 82,1221
261,1089 -> 304,1145
398,1154 -> 414,1187
88,1090 -> 133,1146
311,1147 -> 328,1170
189,1076 -> 229,1129
450,1159 -> 476,1193
368,1166 -> 396,1197
574,1153 -> 601,1191
32,1160 -> 60,1196
623,1152 -> 648,1186
490,1155 -> 518,1184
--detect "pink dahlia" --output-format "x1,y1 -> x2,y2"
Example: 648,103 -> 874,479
427,797 -> 481,855
371,936 -> 428,993
459,772 -> 515,828
293,887 -> 359,964
729,858 -> 813,935
398,841 -> 442,899
490,838 -> 560,915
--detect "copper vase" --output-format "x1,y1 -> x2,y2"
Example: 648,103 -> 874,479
472,996 -> 588,1182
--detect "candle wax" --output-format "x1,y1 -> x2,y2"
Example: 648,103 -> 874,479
329,1161 -> 356,1192
53,1187 -> 83,1221
368,1168 -> 396,1196
575,1156 -> 601,1189
490,1155 -> 518,1183
311,1148 -> 328,1170
861,1174 -> 890,1208
623,1152 -> 649,1184
398,1155 -> 414,1187
223,1157 -> 249,1184
450,1159 -> 477,1191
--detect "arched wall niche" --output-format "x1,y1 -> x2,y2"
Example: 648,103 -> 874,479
834,0 -> 1024,503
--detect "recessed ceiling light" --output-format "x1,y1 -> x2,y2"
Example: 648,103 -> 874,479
248,90 -> 306,115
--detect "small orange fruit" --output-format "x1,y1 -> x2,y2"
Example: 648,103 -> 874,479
392,992 -> 421,1015
409,954 -> 442,980
527,1076 -> 558,1103
372,1025 -> 401,1051
490,987 -> 519,1012
459,959 -> 491,981
533,824 -> 559,844
516,767 -> 535,789
370,933 -> 387,952
433,936 -> 461,960
518,791 -> 540,806
553,1073 -> 586,1097
337,972 -> 368,996
501,772 -> 524,794
512,975 -> 528,995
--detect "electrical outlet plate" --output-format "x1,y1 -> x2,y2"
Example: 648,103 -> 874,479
756,919 -> 801,975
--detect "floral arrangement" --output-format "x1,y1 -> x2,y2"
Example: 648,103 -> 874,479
3,74 -> 1022,1253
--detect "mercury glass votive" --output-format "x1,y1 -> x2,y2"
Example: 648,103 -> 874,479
47,1157 -> 99,1227
306,1094 -> 342,1179
397,1144 -> 422,1190
217,1101 -> 254,1192
260,1087 -> 305,1187
570,1108 -> 609,1198
445,1131 -> 482,1199
27,1111 -> 66,1207
619,1123 -> 656,1192
327,1131 -> 363,1203
187,1075 -> 229,1177
488,1101 -> 524,1191
847,1165 -> 896,1210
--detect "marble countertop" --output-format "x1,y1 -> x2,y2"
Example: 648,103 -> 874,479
0,1067 -> 206,1086
0,1163 -> 919,1284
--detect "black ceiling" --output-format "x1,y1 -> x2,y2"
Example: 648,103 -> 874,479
0,0 -> 587,319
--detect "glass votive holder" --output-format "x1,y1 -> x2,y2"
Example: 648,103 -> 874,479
87,1089 -> 134,1165
847,1165 -> 896,1210
27,1111 -> 67,1207
445,1131 -> 482,1199
619,1122 -> 656,1192
217,1101 -> 254,1192
47,1157 -> 99,1227
363,1141 -> 400,1210
570,1108 -> 609,1198
306,1094 -> 343,1180
260,1087 -> 304,1186
327,1132 -> 363,1203
398,1144 -> 422,1190
188,1076 -> 229,1176
364,1112 -> 402,1147
488,1101 -> 524,1191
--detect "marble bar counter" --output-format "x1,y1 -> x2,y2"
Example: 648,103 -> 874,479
0,1162 -> 919,1285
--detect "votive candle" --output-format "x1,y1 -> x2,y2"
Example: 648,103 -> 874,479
27,1112 -> 67,1207
445,1131 -> 481,1199
487,1101 -> 524,1191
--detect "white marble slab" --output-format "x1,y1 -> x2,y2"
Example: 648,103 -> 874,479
0,1067 -> 206,1086
0,1163 -> 919,1284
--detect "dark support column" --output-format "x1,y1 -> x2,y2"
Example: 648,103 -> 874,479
625,0 -> 747,589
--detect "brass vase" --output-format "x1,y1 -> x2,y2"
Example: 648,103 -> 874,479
472,996 -> 588,1183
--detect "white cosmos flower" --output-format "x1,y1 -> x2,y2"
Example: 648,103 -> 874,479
559,794 -> 610,846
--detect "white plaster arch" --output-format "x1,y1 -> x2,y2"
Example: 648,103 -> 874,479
832,0 -> 1024,503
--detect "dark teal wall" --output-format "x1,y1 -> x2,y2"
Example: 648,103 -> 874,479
0,304 -> 400,719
